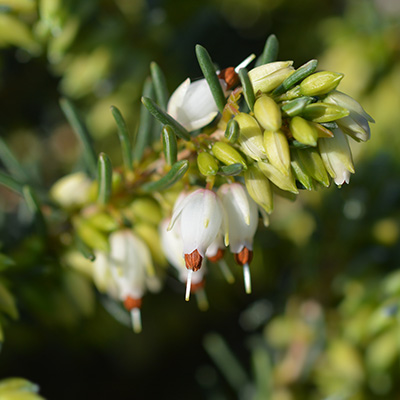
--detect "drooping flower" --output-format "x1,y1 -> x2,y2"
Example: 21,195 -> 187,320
324,90 -> 374,142
108,229 -> 157,332
319,127 -> 355,186
169,188 -> 225,268
167,78 -> 227,131
160,218 -> 207,304
217,183 -> 259,293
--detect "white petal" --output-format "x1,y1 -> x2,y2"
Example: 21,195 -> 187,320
180,189 -> 222,256
167,78 -> 190,119
219,184 -> 258,253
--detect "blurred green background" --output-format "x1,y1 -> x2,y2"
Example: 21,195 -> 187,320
0,0 -> 400,398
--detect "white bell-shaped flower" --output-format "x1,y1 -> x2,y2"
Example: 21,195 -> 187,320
218,183 -> 259,293
167,78 -> 226,131
319,127 -> 355,186
108,229 -> 155,332
324,90 -> 374,142
160,218 -> 207,305
169,188 -> 225,269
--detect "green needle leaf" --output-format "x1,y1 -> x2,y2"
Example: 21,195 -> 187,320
218,163 -> 244,176
22,185 -> 46,235
142,160 -> 189,192
272,59 -> 318,96
133,77 -> 155,162
0,171 -> 23,194
97,152 -> 112,205
162,125 -> 177,166
60,98 -> 97,178
224,119 -> 240,143
256,34 -> 279,66
110,105 -> 133,172
195,44 -> 226,113
74,234 -> 96,262
238,68 -> 255,112
0,137 -> 28,183
281,96 -> 314,117
150,61 -> 169,111
141,96 -> 190,141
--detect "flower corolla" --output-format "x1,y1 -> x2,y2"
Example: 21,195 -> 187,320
167,78 -> 226,131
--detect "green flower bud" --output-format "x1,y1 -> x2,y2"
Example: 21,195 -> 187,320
248,61 -> 294,93
75,220 -> 109,253
289,116 -> 318,147
300,71 -> 344,96
130,197 -> 163,225
257,160 -> 298,194
134,223 -> 167,266
212,142 -> 247,169
234,112 -> 266,161
244,165 -> 273,213
296,148 -> 330,187
254,95 -> 282,131
263,129 -> 291,176
302,102 -> 350,123
290,149 -> 315,191
85,212 -> 119,232
197,152 -> 219,176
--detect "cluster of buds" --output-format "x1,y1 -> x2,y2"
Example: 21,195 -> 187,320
54,35 -> 372,332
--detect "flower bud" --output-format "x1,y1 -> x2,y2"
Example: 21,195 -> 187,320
234,112 -> 266,161
300,71 -> 344,96
289,116 -> 318,147
75,220 -> 109,253
263,129 -> 291,176
319,128 -> 355,186
296,148 -> 330,187
130,197 -> 163,225
290,149 -> 314,191
85,212 -> 119,232
248,61 -> 294,93
212,142 -> 247,169
134,223 -> 167,267
253,95 -> 282,131
50,172 -> 92,209
302,102 -> 349,123
197,152 -> 219,176
257,160 -> 298,194
244,165 -> 273,213
324,90 -> 374,142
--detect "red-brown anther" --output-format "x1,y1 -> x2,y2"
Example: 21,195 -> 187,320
191,279 -> 205,293
234,247 -> 253,266
207,248 -> 225,263
124,296 -> 142,311
184,249 -> 203,272
218,67 -> 239,90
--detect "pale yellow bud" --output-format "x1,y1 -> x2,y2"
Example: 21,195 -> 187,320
263,130 -> 291,176
134,223 -> 167,267
212,142 -> 247,169
197,152 -> 219,176
300,71 -> 344,96
248,61 -> 294,93
296,148 -> 330,187
289,116 -> 318,147
234,113 -> 266,161
244,165 -> 273,214
254,95 -> 282,131
257,160 -> 298,194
